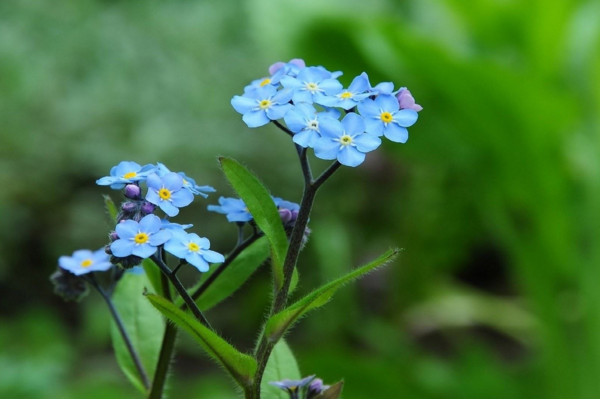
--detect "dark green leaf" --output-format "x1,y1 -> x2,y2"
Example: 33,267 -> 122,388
146,293 -> 257,389
141,257 -> 164,295
265,249 -> 400,343
110,272 -> 164,394
260,340 -> 301,399
219,157 -> 288,289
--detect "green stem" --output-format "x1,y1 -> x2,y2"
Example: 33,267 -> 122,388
148,322 -> 177,398
151,255 -> 213,329
88,273 -> 150,391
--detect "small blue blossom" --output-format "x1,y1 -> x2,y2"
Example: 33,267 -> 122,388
58,248 -> 113,276
270,375 -> 316,398
268,58 -> 306,76
145,172 -> 194,217
161,220 -> 193,231
231,85 -> 293,128
155,163 -> 216,198
318,72 -> 372,110
110,214 -> 171,258
314,113 -> 382,167
280,66 -> 343,105
207,197 -> 252,223
164,230 -> 224,272
283,103 -> 341,148
96,161 -> 156,189
358,94 -> 419,143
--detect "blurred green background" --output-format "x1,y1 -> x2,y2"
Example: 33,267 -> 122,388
1,0 -> 599,397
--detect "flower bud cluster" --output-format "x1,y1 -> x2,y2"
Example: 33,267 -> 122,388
232,59 -> 422,167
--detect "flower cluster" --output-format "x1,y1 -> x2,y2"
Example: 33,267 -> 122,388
232,59 -> 422,167
270,375 -> 333,399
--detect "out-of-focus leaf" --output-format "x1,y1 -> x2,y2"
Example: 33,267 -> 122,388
260,340 -> 301,399
316,380 -> 344,399
103,194 -> 118,223
110,272 -> 164,394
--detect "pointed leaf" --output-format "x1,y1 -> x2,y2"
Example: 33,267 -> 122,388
316,380 -> 344,399
261,340 -> 302,399
219,157 -> 288,289
110,272 -> 164,394
146,293 -> 257,389
265,249 -> 400,342
103,194 -> 118,222
141,257 -> 164,295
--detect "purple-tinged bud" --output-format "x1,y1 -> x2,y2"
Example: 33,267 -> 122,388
396,88 -> 423,112
124,184 -> 141,199
109,231 -> 119,241
140,201 -> 155,215
290,209 -> 299,222
306,378 -> 330,398
268,58 -> 306,75
279,208 -> 293,224
121,201 -> 137,213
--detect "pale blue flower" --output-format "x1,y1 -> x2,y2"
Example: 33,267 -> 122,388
314,113 -> 381,167
96,161 -> 156,189
164,230 -> 224,272
145,172 -> 194,217
110,214 -> 171,258
357,94 -> 419,143
318,72 -> 372,110
58,248 -> 112,276
155,163 -> 215,197
207,197 -> 252,222
280,66 -> 343,105
283,103 -> 340,148
231,85 -> 293,128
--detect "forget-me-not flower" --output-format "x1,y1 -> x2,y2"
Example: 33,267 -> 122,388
58,248 -> 113,276
284,103 -> 340,148
358,94 -> 419,143
313,112 -> 381,167
145,172 -> 194,217
155,163 -> 215,198
207,197 -> 252,223
96,161 -> 156,189
110,214 -> 171,258
164,230 -> 224,272
280,66 -> 343,105
318,72 -> 372,110
231,85 -> 293,128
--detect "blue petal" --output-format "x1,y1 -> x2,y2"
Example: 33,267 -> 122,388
394,109 -> 418,127
242,110 -> 270,128
146,173 -> 162,190
353,134 -> 382,152
364,118 -> 384,136
338,146 -> 366,167
284,108 -> 310,133
187,253 -> 209,272
202,249 -> 225,264
318,118 -> 343,139
162,172 -> 184,191
341,113 -> 366,136
348,73 -> 370,92
376,94 -> 400,112
384,124 -> 409,143
266,103 -> 292,120
231,96 -> 256,114
133,243 -> 157,259
139,214 -> 162,234
111,239 -> 135,257
149,229 -> 171,246
115,220 -> 139,239
170,188 -> 194,208
293,129 -> 320,148
314,138 -> 340,160
159,201 -> 180,217
357,97 -> 379,118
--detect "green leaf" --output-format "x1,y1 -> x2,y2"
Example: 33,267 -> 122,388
110,272 -> 165,394
103,194 -> 118,223
219,157 -> 288,289
265,248 -> 400,343
146,293 -> 257,389
195,236 -> 270,311
316,380 -> 344,399
141,257 -> 164,295
260,340 -> 302,399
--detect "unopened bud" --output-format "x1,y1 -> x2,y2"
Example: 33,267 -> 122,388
121,201 -> 137,212
140,201 -> 155,215
124,184 -> 141,199
279,208 -> 293,224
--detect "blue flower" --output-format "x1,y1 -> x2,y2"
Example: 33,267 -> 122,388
313,113 -> 382,167
207,197 -> 252,222
357,94 -> 419,143
164,230 -> 224,272
318,72 -> 372,110
110,214 -> 171,258
283,103 -> 341,148
145,172 -> 194,217
270,375 -> 316,398
231,85 -> 293,128
155,163 -> 216,198
58,248 -> 113,276
96,161 -> 156,189
268,58 -> 306,76
280,66 -> 343,105
161,220 -> 193,231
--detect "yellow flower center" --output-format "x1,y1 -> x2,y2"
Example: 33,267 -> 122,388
123,171 -> 137,179
80,259 -> 93,268
159,188 -> 172,200
259,99 -> 272,110
134,232 -> 149,244
187,242 -> 200,252
305,82 -> 319,93
259,78 -> 271,87
340,135 -> 353,146
380,111 -> 393,123
340,91 -> 352,99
